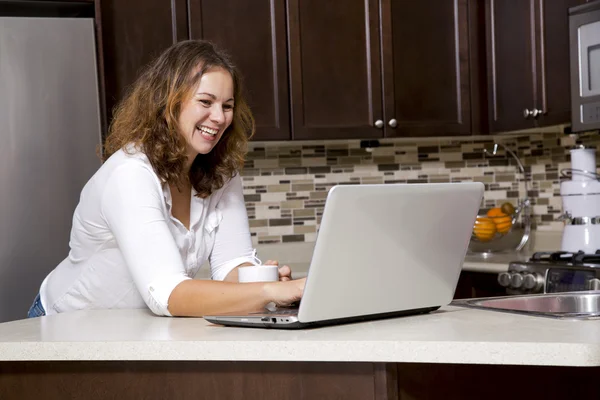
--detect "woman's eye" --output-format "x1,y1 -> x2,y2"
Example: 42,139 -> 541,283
199,100 -> 211,106
223,104 -> 234,111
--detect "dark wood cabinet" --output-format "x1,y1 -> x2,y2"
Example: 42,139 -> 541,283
536,0 -> 583,127
97,0 -> 188,135
381,0 -> 475,137
287,0 -> 383,140
485,0 -> 584,133
2,361 -> 599,399
95,0 -> 581,140
188,0 -> 290,141
288,0 -> 478,140
453,271 -> 507,299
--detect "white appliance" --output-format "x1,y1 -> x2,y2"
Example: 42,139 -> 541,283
0,2 -> 102,322
569,0 -> 600,132
560,146 -> 600,253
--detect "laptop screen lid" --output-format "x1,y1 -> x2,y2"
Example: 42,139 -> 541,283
296,182 -> 484,323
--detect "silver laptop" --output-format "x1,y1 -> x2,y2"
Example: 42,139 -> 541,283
204,182 -> 484,329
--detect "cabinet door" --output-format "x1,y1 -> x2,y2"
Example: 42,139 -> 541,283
98,0 -> 188,131
381,0 -> 472,137
287,0 -> 383,140
535,0 -> 586,127
188,0 -> 290,141
486,0 -> 537,132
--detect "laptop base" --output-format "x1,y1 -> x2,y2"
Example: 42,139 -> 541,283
204,306 -> 440,329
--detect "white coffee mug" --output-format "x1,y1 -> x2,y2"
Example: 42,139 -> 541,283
238,265 -> 279,283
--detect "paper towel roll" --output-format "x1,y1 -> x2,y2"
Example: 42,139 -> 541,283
238,265 -> 279,283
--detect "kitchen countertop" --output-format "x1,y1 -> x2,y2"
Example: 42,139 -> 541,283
462,251 -> 530,273
1,306 -> 599,366
195,253 -> 522,279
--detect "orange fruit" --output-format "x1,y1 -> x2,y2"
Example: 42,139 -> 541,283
485,208 -> 513,234
494,215 -> 512,234
473,217 -> 497,241
486,207 -> 505,217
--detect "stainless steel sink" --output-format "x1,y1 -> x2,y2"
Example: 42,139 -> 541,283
451,291 -> 600,320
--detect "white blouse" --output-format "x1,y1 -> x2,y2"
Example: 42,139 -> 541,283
40,147 -> 257,316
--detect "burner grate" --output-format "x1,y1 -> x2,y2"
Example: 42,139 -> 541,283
530,250 -> 600,265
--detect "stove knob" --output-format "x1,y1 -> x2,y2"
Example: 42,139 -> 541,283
498,272 -> 512,287
510,273 -> 524,289
523,273 -> 538,290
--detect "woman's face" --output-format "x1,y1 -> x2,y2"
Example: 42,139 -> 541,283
177,67 -> 234,161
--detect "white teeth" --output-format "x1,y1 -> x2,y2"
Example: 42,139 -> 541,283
198,126 -> 218,136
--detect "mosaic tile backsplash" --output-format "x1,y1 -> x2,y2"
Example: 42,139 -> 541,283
241,131 -> 600,245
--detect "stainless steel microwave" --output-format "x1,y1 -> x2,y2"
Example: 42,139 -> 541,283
570,0 -> 600,132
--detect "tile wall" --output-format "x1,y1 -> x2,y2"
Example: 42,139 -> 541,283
241,130 -> 600,246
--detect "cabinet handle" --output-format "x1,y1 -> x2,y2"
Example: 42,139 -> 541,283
388,119 -> 397,128
524,108 -> 544,119
374,119 -> 384,128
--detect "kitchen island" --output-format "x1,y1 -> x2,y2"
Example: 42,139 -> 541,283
0,307 -> 598,399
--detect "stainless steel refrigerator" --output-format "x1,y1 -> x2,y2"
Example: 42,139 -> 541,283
0,2 -> 102,322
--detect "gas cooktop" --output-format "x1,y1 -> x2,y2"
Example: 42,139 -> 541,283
501,251 -> 600,294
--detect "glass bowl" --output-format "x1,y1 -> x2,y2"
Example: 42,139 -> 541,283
468,200 -> 531,255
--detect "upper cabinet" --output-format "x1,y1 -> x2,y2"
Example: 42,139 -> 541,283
538,0 -> 586,127
97,0 -> 584,140
188,0 -> 290,141
381,0 -> 475,137
287,0 -> 383,140
97,0 -> 188,129
485,0 -> 584,133
288,0 -> 477,140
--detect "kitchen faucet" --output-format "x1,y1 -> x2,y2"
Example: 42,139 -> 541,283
482,142 -> 531,252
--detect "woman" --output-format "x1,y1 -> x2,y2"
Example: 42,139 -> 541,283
27,40 -> 305,318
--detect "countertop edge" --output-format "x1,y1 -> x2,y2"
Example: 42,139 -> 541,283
1,341 -> 598,366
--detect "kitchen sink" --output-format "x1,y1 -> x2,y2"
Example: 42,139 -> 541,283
451,291 -> 600,320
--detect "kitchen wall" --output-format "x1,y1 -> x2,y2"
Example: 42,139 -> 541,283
241,128 -> 600,246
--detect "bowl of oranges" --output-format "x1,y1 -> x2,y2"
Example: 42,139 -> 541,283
468,201 -> 531,255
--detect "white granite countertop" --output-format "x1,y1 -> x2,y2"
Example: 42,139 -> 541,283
462,252 -> 530,273
1,306 -> 599,366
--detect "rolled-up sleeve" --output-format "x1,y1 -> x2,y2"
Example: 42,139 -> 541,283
101,164 -> 190,316
209,174 -> 258,281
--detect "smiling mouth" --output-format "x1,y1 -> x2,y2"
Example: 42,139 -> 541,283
197,125 -> 218,136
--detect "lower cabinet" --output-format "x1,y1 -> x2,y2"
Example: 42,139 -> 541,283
1,361 -> 598,399
454,270 -> 506,299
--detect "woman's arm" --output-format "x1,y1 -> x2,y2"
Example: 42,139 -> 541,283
104,166 -> 303,317
167,277 -> 304,317
101,163 -> 192,316
207,174 -> 261,280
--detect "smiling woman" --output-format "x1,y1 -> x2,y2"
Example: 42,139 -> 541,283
28,40 -> 306,319
179,68 -> 235,159
103,40 -> 252,199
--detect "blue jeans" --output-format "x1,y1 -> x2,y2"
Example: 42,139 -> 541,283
27,293 -> 46,318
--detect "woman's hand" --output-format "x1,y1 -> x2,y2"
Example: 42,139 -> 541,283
263,278 -> 306,307
263,259 -> 292,281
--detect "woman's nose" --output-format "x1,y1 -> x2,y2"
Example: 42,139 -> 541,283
210,105 -> 225,123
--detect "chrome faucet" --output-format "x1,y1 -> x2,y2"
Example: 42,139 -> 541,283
482,142 -> 531,251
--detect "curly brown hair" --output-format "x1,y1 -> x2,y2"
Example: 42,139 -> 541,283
103,40 -> 255,198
